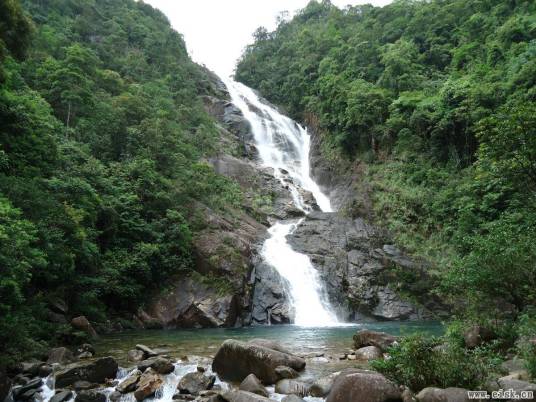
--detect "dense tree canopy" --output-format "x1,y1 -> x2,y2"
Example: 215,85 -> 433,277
236,0 -> 536,317
0,0 -> 241,364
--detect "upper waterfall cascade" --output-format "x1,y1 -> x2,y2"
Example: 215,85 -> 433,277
224,79 -> 339,326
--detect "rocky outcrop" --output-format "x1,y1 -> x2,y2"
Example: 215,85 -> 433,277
288,212 -> 441,320
326,369 -> 402,402
416,387 -> 471,402
177,370 -> 216,396
250,262 -> 293,325
353,330 -> 398,352
212,339 -> 305,385
71,316 -> 98,339
55,357 -> 118,388
306,115 -> 369,216
141,276 -> 243,329
134,369 -> 163,401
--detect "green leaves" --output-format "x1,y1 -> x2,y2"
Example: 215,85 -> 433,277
371,333 -> 502,391
0,0 -> 246,365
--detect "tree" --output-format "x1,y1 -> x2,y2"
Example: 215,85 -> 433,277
477,101 -> 536,193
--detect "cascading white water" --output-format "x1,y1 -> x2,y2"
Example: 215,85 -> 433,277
224,79 -> 339,326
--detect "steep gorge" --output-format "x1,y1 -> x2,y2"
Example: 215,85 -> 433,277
140,72 -> 446,329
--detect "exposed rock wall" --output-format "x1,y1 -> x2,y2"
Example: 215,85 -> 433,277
288,212 -> 443,321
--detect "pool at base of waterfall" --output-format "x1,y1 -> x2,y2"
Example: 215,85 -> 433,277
94,321 -> 443,402
96,322 -> 443,360
38,322 -> 442,402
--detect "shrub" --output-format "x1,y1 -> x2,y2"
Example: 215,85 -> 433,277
370,333 -> 502,391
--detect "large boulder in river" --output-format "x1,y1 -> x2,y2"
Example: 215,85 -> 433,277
50,390 -> 73,402
75,390 -> 106,402
212,339 -> 305,384
326,369 -> 402,402
137,357 -> 174,375
355,346 -> 383,360
275,379 -> 309,397
117,370 -> 142,394
353,330 -> 398,352
309,372 -> 340,397
248,339 -> 292,354
55,357 -> 118,388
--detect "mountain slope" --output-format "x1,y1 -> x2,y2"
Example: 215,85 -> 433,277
0,0 -> 255,364
236,0 -> 536,318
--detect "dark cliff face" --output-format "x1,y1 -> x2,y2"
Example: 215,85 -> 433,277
288,212 -> 447,321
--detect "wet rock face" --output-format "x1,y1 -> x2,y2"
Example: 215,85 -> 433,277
353,330 -> 398,352
140,276 -> 241,329
251,262 -> 293,325
55,357 -> 118,388
177,370 -> 216,396
133,369 -> 163,401
212,339 -> 305,385
287,212 -> 436,321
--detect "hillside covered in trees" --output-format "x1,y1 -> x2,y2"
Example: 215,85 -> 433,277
236,0 -> 536,316
0,0 -> 243,364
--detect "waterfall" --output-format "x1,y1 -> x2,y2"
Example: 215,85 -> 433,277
224,79 -> 339,326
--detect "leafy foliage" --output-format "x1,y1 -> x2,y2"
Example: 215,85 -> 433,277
236,0 -> 536,318
0,0 -> 242,364
370,333 -> 503,391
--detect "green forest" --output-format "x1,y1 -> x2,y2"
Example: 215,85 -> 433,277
236,0 -> 536,382
237,0 -> 535,317
1,0 -> 536,391
0,0 -> 242,364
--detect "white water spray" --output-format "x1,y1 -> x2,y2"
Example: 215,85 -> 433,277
225,79 -> 339,326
